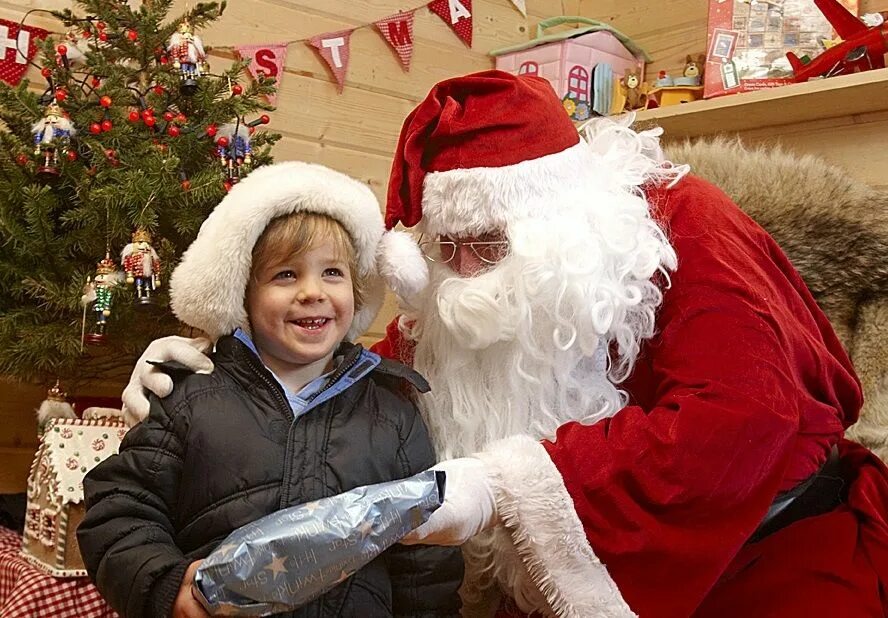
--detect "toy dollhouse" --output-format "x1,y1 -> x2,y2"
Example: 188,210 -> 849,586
491,16 -> 650,120
21,416 -> 128,577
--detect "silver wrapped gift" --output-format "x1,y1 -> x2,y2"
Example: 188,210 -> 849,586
193,470 -> 445,616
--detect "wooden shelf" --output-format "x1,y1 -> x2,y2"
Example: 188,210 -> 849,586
633,67 -> 888,139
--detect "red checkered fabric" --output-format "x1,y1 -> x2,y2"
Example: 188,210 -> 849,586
0,527 -> 118,618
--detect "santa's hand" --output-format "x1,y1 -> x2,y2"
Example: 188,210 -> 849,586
401,457 -> 498,546
121,336 -> 214,426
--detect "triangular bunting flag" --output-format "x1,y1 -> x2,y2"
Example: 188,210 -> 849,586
428,0 -> 473,47
0,19 -> 49,86
374,11 -> 416,72
508,0 -> 527,17
308,29 -> 353,93
235,42 -> 288,104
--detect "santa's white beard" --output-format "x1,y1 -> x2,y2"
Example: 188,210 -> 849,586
405,189 -> 676,461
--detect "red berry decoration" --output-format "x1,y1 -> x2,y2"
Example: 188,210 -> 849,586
89,122 -> 102,134
96,21 -> 105,30
153,84 -> 165,95
248,126 -> 255,136
126,29 -> 138,41
15,154 -> 29,166
216,136 -> 229,148
56,44 -> 68,56
181,179 -> 191,191
223,180 -> 233,192
99,32 -> 108,42
91,77 -> 101,88
101,119 -> 113,132
105,148 -> 116,159
128,110 -> 140,122
99,95 -> 112,108
144,116 -> 156,127
231,84 -> 243,95
66,150 -> 78,162
82,30 -> 91,39
206,124 -> 217,137
54,89 -> 67,102
159,55 -> 169,65
163,111 -> 175,122
40,67 -> 52,78
167,125 -> 180,137
176,113 -> 187,124
260,114 -> 270,125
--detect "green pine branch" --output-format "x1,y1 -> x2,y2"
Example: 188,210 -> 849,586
0,0 -> 280,394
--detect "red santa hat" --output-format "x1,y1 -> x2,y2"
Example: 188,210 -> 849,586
170,162 -> 385,341
379,70 -> 588,298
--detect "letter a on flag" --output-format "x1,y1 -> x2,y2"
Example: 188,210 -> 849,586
428,0 -> 472,47
374,11 -> 416,72
308,30 -> 353,93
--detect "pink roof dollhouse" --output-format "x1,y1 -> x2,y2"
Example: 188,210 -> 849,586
491,17 -> 651,121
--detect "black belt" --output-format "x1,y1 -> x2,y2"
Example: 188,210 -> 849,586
747,446 -> 844,544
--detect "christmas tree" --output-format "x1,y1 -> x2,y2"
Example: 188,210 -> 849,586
0,0 -> 280,391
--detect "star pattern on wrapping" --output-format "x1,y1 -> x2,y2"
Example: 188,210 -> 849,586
358,521 -> 373,539
215,543 -> 238,558
264,555 -> 289,579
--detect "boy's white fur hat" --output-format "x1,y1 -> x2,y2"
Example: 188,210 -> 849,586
170,162 -> 385,341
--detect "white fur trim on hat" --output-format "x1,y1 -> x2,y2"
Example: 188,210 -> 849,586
420,140 -> 592,238
170,162 -> 385,341
377,230 -> 429,303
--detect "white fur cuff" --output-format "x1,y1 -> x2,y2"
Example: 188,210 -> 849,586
477,435 -> 635,618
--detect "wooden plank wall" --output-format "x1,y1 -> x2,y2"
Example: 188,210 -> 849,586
2,0 -> 887,493
0,0 -> 582,492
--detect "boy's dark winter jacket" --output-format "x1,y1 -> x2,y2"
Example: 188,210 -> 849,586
77,336 -> 463,618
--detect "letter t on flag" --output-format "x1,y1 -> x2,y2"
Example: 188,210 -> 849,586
374,11 -> 416,72
308,30 -> 353,94
428,0 -> 473,47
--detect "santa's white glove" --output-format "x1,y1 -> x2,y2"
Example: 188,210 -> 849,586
401,457 -> 498,546
121,336 -> 214,426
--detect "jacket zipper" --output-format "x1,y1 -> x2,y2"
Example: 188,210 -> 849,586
307,346 -> 363,404
237,344 -> 293,423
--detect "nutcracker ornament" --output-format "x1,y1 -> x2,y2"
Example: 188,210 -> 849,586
121,228 -> 161,306
81,254 -> 122,345
166,19 -> 208,95
216,123 -> 252,184
31,102 -> 75,177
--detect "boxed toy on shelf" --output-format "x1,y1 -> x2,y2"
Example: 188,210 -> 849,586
705,0 -> 858,98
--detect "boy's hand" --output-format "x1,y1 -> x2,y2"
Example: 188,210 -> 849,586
172,560 -> 209,618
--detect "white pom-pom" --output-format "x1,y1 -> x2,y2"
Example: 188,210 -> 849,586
36,399 -> 75,434
377,230 -> 429,302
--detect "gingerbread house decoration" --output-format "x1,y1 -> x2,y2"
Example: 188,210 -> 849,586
490,16 -> 650,121
21,417 -> 128,577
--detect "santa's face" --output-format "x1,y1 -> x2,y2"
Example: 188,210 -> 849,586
438,232 -> 508,277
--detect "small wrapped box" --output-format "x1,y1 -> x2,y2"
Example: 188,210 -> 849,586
194,470 -> 445,616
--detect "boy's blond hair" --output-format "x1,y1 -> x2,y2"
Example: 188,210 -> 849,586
249,212 -> 367,310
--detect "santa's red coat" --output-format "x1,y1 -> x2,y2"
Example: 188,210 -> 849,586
372,175 -> 888,617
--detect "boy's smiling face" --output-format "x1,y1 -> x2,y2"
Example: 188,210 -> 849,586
246,238 -> 355,377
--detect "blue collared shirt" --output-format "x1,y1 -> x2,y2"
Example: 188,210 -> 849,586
232,328 -> 379,419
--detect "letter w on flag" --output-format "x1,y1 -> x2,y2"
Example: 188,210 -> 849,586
374,11 -> 416,72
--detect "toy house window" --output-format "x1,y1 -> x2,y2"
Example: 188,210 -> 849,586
518,61 -> 539,75
567,65 -> 590,102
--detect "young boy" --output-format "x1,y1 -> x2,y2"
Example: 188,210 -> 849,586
77,162 -> 464,618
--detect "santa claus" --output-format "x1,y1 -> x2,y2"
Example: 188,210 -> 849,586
121,72 -> 888,617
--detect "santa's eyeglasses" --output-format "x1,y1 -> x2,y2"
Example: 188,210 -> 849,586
417,234 -> 509,265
